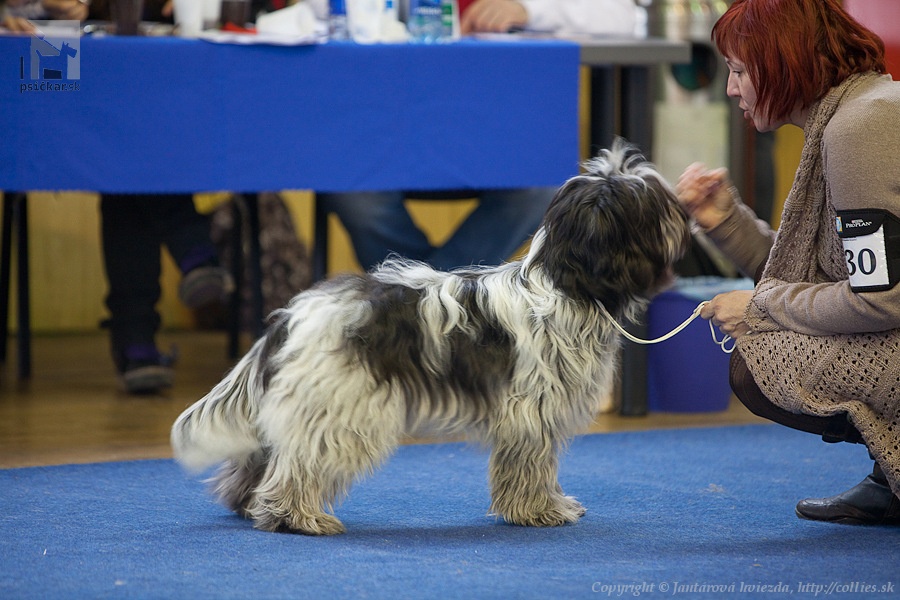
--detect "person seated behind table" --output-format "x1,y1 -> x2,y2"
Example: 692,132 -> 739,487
0,0 -> 277,30
0,0 -> 88,29
313,0 -> 637,272
1,4 -> 235,395
0,0 -> 178,29
100,195 -> 233,394
678,0 -> 900,524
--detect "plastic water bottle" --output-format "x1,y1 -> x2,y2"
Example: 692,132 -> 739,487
329,0 -> 349,40
441,0 -> 459,39
385,0 -> 397,21
408,0 -> 443,42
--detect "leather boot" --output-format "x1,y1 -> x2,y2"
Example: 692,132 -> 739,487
796,463 -> 900,525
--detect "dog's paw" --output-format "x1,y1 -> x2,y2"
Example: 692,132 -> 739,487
498,495 -> 586,527
254,512 -> 347,536
557,495 -> 587,518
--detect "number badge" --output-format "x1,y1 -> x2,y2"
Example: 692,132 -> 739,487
836,209 -> 900,292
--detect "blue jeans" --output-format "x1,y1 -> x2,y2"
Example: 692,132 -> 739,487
316,188 -> 555,271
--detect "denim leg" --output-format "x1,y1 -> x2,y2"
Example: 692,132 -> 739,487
154,194 -> 218,273
428,187 -> 554,270
316,191 -> 433,271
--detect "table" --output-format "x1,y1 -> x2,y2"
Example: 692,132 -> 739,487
0,34 -> 581,376
1,36 -> 581,192
1,34 -> 689,418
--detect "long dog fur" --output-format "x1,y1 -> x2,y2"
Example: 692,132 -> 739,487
171,140 -> 690,535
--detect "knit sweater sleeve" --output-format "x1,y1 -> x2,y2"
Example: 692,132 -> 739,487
746,77 -> 900,336
521,0 -> 635,36
703,199 -> 774,280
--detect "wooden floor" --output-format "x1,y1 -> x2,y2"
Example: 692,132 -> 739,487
0,331 -> 767,469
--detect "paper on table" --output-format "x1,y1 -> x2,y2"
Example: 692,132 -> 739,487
198,3 -> 327,44
346,0 -> 409,43
256,2 -> 318,36
198,30 -> 323,44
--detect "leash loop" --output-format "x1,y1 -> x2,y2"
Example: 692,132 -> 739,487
708,320 -> 735,354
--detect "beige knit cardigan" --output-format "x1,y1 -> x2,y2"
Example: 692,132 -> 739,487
705,73 -> 900,495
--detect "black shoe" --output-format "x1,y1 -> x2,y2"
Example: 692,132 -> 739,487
796,464 -> 900,525
115,344 -> 176,395
178,265 -> 235,309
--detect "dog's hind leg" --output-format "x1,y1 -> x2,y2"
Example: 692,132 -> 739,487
246,398 -> 404,535
208,449 -> 269,519
487,422 -> 586,527
246,450 -> 349,535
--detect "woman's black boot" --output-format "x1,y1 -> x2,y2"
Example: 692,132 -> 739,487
796,462 -> 900,525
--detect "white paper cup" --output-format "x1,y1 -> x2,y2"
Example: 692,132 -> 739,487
346,0 -> 383,43
202,0 -> 222,29
173,0 -> 203,36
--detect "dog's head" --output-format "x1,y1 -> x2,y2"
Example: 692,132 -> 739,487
524,139 -> 690,317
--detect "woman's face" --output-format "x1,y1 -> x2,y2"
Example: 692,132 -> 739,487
725,57 -> 774,131
725,56 -> 808,131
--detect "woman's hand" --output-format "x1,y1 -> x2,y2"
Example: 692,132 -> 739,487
42,0 -> 90,20
460,0 -> 528,34
700,290 -> 754,339
1,15 -> 36,32
676,163 -> 736,230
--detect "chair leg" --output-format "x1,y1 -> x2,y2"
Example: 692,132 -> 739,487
0,193 -> 31,379
225,193 -> 265,358
619,314 -> 647,416
227,196 -> 245,360
0,194 -> 14,365
312,197 -> 328,282
15,194 -> 30,379
244,193 -> 264,340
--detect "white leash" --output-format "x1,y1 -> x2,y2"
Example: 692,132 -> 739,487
599,300 -> 735,353
708,318 -> 736,354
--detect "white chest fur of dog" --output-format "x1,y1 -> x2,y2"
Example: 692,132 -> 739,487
171,140 -> 690,535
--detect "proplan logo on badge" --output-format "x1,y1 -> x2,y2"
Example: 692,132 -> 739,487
19,20 -> 81,93
836,216 -> 874,234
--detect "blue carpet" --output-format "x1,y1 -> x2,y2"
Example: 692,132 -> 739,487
1,425 -> 898,599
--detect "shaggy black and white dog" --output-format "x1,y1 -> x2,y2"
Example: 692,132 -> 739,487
171,141 -> 690,535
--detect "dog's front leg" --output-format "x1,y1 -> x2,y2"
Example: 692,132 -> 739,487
487,422 -> 585,527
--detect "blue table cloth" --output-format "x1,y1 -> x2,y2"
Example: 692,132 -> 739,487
1,36 -> 580,193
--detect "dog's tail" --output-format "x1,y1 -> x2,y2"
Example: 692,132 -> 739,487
170,336 -> 268,473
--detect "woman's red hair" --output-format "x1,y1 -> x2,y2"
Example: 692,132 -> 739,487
712,0 -> 886,124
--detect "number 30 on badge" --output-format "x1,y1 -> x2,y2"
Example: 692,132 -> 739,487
836,209 -> 900,292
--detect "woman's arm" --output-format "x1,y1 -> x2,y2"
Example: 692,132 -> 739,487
500,0 -> 635,36
748,80 -> 900,336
